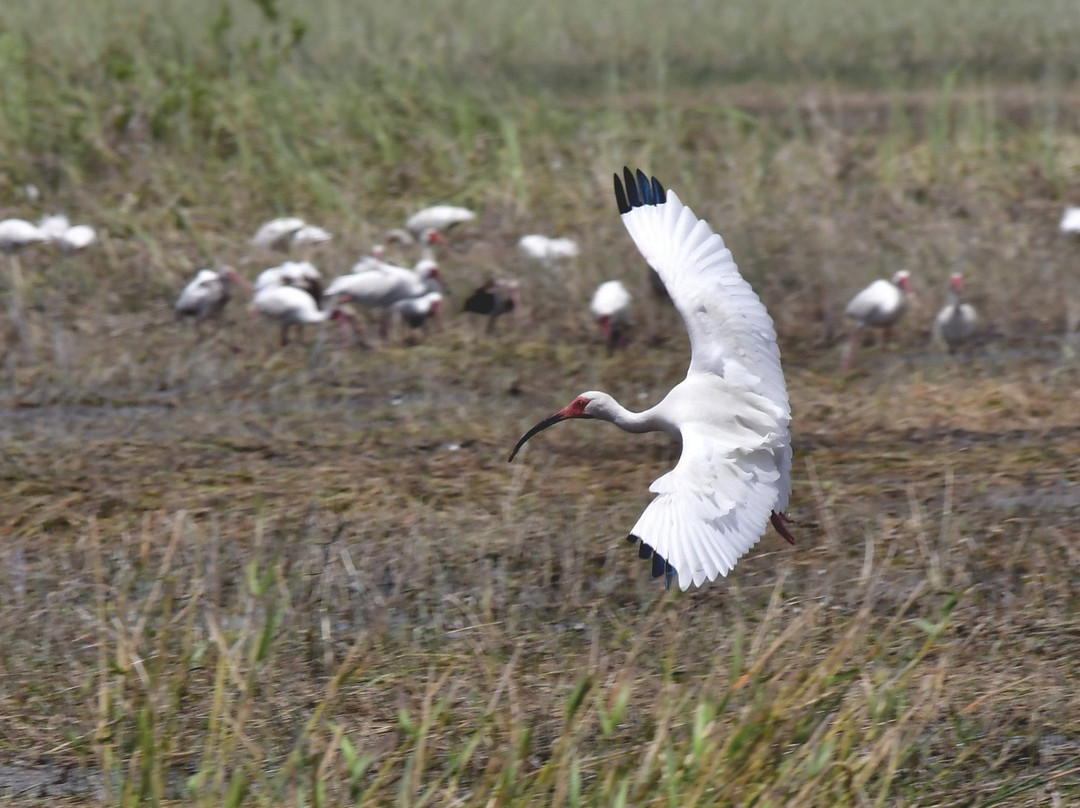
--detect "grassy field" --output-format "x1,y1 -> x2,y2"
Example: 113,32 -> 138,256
3,0 -> 1080,805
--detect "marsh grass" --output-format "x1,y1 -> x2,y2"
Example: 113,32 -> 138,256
2,0 -> 1080,805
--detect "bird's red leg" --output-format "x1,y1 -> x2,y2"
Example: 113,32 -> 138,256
771,511 -> 796,545
842,331 -> 859,370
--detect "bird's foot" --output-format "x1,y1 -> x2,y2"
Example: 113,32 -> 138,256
771,511 -> 796,545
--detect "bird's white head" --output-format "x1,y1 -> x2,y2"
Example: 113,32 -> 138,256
415,259 -> 440,280
508,391 -> 617,462
892,270 -> 912,292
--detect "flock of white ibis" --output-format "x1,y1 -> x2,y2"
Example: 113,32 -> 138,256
0,214 -> 97,255
4,187 -> 1074,592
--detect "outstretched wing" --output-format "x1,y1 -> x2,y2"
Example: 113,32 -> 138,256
614,168 -> 788,414
627,421 -> 787,591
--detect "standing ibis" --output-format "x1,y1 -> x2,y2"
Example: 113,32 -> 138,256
463,278 -> 521,333
290,224 -> 333,247
394,290 -> 443,330
251,284 -> 353,346
518,234 -> 579,269
324,259 -> 444,338
252,217 -> 307,251
935,273 -> 977,352
0,219 -> 49,253
509,168 -> 794,591
175,267 -> 251,329
1060,207 -> 1080,234
405,205 -> 475,238
255,260 -> 324,303
590,280 -> 633,354
38,214 -> 97,251
842,270 -> 913,370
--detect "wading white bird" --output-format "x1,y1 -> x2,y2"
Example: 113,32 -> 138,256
518,234 -> 579,268
394,290 -> 443,330
590,280 -> 633,354
935,273 -> 977,352
0,219 -> 50,295
463,278 -> 521,333
251,217 -> 306,251
254,260 -> 324,302
842,270 -> 913,370
0,218 -> 49,253
290,224 -> 333,247
325,259 -> 444,337
175,267 -> 250,325
38,214 -> 97,251
405,205 -> 475,237
251,284 -> 352,346
509,168 -> 794,591
1060,206 -> 1080,234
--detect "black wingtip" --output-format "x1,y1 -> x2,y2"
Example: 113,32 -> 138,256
614,167 -> 665,212
623,167 -> 640,208
613,173 -> 630,215
628,534 -> 676,587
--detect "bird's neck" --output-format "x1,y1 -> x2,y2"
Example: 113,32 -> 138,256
601,400 -> 669,435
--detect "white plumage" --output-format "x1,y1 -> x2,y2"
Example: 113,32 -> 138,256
394,290 -> 443,329
290,224 -> 333,247
251,217 -> 306,250
1060,206 -> 1080,234
175,267 -> 248,322
325,259 -> 443,339
55,224 -> 97,252
37,214 -> 71,241
0,219 -> 49,252
325,260 -> 440,308
935,273 -> 977,352
405,205 -> 475,236
36,215 -> 97,251
590,280 -> 633,353
509,168 -> 793,591
254,260 -> 324,301
251,284 -> 349,346
842,270 -> 912,369
518,234 -> 579,268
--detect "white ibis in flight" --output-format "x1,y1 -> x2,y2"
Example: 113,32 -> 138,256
842,270 -> 913,370
935,272 -> 977,352
509,168 -> 794,591
250,284 -> 353,346
518,234 -> 579,269
590,280 -> 633,354
175,266 -> 251,329
404,205 -> 475,238
463,278 -> 521,333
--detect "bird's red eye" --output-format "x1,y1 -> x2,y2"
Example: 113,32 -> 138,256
573,398 -> 588,412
